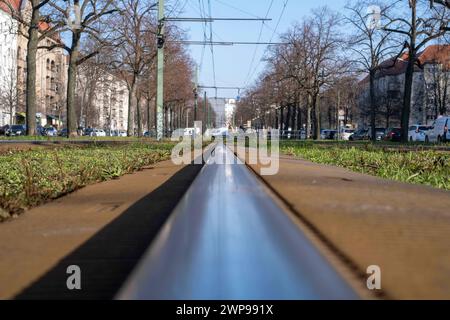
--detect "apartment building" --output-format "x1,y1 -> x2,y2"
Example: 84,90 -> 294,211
76,67 -> 129,132
16,1 -> 68,127
357,44 -> 450,128
0,0 -> 18,126
0,0 -> 68,127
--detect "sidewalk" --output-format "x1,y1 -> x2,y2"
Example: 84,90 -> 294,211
0,159 -> 202,299
249,155 -> 450,299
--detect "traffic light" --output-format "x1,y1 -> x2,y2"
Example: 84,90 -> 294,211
157,35 -> 165,49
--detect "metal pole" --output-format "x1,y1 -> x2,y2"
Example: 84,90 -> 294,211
193,67 -> 198,123
203,91 -> 207,130
207,96 -> 210,128
337,89 -> 340,141
156,0 -> 164,140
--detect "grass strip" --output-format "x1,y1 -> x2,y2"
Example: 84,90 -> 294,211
0,142 -> 174,220
281,141 -> 450,190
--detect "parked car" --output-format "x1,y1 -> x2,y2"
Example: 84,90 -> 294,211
320,129 -> 329,140
6,124 -> 26,136
44,126 -> 58,136
144,130 -> 155,138
371,128 -> 387,141
210,127 -> 228,138
118,130 -> 127,137
384,128 -> 402,142
349,128 -> 370,141
339,128 -> 355,141
319,129 -> 337,140
408,125 -> 432,142
0,124 -> 10,135
92,129 -> 106,137
326,130 -> 338,140
84,128 -> 94,136
58,128 -> 68,137
426,116 -> 450,143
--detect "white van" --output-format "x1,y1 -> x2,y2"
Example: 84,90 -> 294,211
426,116 -> 450,143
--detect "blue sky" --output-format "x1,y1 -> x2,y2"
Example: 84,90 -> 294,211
170,0 -> 349,99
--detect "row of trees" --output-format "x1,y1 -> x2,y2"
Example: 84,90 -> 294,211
236,0 -> 449,141
1,0 -> 202,137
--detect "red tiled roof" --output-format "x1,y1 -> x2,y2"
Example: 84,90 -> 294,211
360,44 -> 450,84
417,44 -> 450,68
0,0 -> 21,15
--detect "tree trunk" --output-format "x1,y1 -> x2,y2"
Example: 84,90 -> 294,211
275,108 -> 279,129
279,105 -> 284,132
402,57 -> 414,142
401,3 -> 417,143
306,94 -> 312,139
136,95 -> 142,137
296,105 -> 302,133
127,78 -> 136,136
313,93 -> 321,140
25,3 -> 40,136
369,69 -> 377,142
291,104 -> 296,132
147,96 -> 152,133
285,104 -> 291,132
66,32 -> 81,137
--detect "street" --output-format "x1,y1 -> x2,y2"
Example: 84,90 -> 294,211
0,0 -> 449,308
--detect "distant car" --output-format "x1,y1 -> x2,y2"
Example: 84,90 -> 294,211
59,128 -> 68,137
118,130 -> 127,137
408,125 -> 431,142
210,127 -> 228,138
320,129 -> 330,140
92,129 -> 106,137
44,127 -> 58,136
426,116 -> 450,143
183,127 -> 203,137
84,128 -> 94,136
326,130 -> 338,140
349,129 -> 370,141
0,124 -> 10,135
6,124 -> 26,136
144,130 -> 155,138
371,128 -> 387,141
384,128 -> 402,142
320,129 -> 337,140
340,128 -> 355,141
107,129 -> 125,137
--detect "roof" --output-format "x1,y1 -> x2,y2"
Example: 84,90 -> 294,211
0,1 -> 58,38
0,0 -> 21,15
360,44 -> 450,84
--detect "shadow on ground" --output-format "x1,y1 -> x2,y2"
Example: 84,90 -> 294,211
16,163 -> 203,300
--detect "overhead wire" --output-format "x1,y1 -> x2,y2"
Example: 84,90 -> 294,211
243,0 -> 275,87
245,0 -> 289,88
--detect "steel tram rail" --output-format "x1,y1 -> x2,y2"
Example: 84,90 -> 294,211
117,143 -> 358,299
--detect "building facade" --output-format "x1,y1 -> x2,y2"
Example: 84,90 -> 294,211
16,0 -> 68,127
0,0 -> 68,128
76,67 -> 129,132
0,2 -> 18,126
95,73 -> 129,131
356,45 -> 450,128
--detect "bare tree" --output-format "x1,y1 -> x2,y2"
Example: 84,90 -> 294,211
1,0 -> 64,135
426,59 -> 449,116
345,0 -> 400,140
430,0 -> 450,10
45,0 -> 117,137
0,68 -> 18,126
384,0 -> 449,141
109,0 -> 157,136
